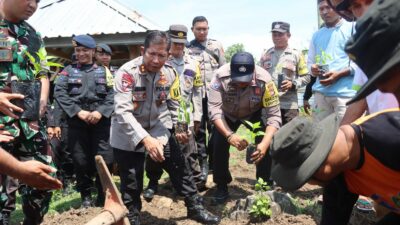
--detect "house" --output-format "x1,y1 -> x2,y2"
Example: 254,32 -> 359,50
28,0 -> 161,66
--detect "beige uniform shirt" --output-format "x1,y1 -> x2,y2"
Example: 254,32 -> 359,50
110,57 -> 181,152
260,46 -> 310,109
187,38 -> 225,96
208,64 -> 281,129
167,54 -> 203,126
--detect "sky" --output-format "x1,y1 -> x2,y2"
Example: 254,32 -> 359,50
117,0 -> 320,59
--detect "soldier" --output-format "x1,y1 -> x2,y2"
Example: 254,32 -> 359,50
111,31 -> 219,225
95,43 -> 118,74
260,22 -> 310,125
208,52 -> 281,204
187,16 -> 225,183
54,35 -> 114,207
144,25 -> 204,200
0,0 -> 62,224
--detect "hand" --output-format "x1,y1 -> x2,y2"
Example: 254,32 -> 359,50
311,64 -> 320,76
193,121 -> 201,135
77,110 -> 91,123
0,93 -> 24,119
39,99 -> 47,118
303,100 -> 311,115
281,80 -> 293,92
54,127 -> 61,139
227,133 -> 248,151
0,124 -> 14,143
18,160 -> 62,190
319,71 -> 340,86
88,111 -> 102,124
47,127 -> 55,139
142,136 -> 165,162
176,130 -> 190,144
251,142 -> 268,164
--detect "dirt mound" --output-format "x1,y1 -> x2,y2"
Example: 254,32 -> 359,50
42,207 -> 102,225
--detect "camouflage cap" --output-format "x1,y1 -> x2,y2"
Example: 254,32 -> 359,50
168,24 -> 188,44
345,0 -> 400,104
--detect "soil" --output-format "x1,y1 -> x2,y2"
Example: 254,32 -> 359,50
42,149 -> 377,225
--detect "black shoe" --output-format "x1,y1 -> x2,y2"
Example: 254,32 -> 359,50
95,193 -> 105,207
0,212 -> 10,225
213,184 -> 229,204
127,209 -> 140,225
81,195 -> 93,208
186,195 -> 220,224
143,185 -> 157,202
62,179 -> 74,196
199,158 -> 209,181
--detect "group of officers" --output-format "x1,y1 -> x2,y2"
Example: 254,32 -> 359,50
45,16 -> 310,225
0,1 -> 310,222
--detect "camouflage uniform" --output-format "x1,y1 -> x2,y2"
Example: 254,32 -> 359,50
0,20 -> 54,225
260,47 -> 310,124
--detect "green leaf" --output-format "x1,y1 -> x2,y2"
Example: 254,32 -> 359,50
253,121 -> 261,129
255,131 -> 266,137
243,120 -> 253,128
46,62 -> 64,68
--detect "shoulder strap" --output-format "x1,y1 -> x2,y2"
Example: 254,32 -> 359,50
189,40 -> 220,63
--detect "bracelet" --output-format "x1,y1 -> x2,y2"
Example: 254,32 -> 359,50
226,132 -> 235,142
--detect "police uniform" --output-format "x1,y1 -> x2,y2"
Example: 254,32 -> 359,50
111,53 -> 219,224
0,19 -> 54,224
145,25 -> 204,191
260,22 -> 310,125
54,35 -> 114,206
208,52 -> 281,200
187,36 -> 225,177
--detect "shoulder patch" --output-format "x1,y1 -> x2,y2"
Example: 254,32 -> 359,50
210,77 -> 222,91
263,81 -> 280,107
122,73 -> 135,92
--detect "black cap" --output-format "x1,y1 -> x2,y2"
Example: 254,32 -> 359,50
335,0 -> 350,10
96,43 -> 112,55
345,0 -> 400,105
168,24 -> 188,44
230,52 -> 255,83
72,35 -> 96,49
271,21 -> 290,33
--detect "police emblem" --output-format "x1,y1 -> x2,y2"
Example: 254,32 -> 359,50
178,32 -> 184,37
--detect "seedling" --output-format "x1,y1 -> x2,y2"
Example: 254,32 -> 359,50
175,99 -> 191,133
26,51 -> 64,78
243,121 -> 265,164
250,178 -> 272,221
315,49 -> 332,79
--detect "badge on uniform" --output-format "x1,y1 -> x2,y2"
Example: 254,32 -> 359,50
254,86 -> 261,96
262,81 -> 280,107
0,28 -> 12,62
121,73 -> 134,92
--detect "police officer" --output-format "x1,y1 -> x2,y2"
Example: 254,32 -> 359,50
54,35 -> 114,207
144,25 -> 204,200
208,52 -> 281,204
95,43 -> 118,74
0,0 -> 62,224
260,22 -> 310,125
187,15 -> 225,182
111,30 -> 219,225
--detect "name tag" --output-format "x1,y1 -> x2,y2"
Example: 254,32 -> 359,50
0,49 -> 12,62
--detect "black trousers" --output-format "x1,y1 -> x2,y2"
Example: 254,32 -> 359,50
50,125 -> 74,182
114,135 -> 197,213
212,111 -> 272,185
146,127 -> 202,185
68,116 -> 113,196
195,97 -> 214,165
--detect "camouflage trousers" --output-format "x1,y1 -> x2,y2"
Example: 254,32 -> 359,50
0,121 -> 54,225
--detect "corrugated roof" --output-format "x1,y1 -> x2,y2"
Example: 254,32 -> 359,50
28,0 -> 161,38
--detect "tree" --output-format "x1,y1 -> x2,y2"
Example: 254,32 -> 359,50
224,43 -> 245,62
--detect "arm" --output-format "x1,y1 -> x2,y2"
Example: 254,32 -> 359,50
217,42 -> 226,66
95,67 -> 115,118
303,76 -> 316,114
340,99 -> 367,125
192,64 -> 203,123
39,76 -> 49,118
320,67 -> 353,86
0,148 -> 62,190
